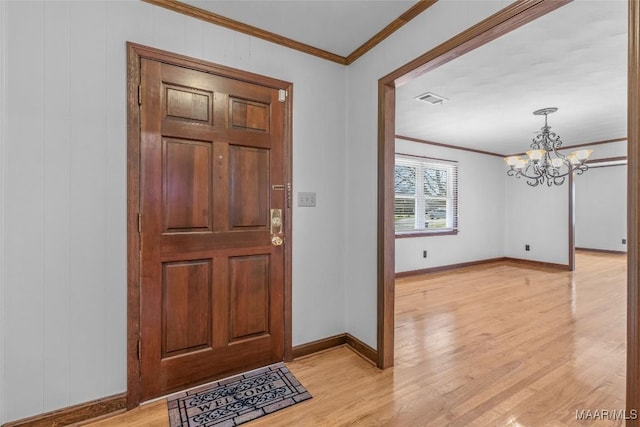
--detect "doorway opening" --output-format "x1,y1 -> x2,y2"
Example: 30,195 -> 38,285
377,0 -> 639,415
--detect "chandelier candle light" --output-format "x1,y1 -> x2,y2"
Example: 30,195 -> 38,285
504,107 -> 593,187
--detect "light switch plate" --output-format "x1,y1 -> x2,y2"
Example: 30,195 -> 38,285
298,192 -> 316,207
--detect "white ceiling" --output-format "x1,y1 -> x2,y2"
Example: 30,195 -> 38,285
183,0 -> 419,57
396,0 -> 628,155
176,1 -> 626,156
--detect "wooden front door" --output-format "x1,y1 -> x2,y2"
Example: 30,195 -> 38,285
137,56 -> 289,401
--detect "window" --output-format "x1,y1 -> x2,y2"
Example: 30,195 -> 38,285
394,154 -> 458,235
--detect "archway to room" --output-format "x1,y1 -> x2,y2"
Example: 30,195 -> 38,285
377,0 -> 640,419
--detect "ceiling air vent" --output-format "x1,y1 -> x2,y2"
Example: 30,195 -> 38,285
415,92 -> 448,105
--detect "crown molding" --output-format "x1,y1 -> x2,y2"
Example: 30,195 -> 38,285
346,1 -> 438,65
142,0 -> 347,64
142,0 -> 436,66
396,134 -> 505,158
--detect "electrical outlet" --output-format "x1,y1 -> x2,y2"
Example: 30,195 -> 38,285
525,244 -> 530,251
297,192 -> 316,207
423,250 -> 427,258
623,238 -> 627,245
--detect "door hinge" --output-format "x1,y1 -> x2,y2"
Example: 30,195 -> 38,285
137,338 -> 141,360
287,183 -> 292,208
278,89 -> 287,102
138,85 -> 142,105
137,213 -> 142,233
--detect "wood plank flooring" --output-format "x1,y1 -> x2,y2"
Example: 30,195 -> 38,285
85,251 -> 627,426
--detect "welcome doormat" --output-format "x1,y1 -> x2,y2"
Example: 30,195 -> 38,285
167,362 -> 312,427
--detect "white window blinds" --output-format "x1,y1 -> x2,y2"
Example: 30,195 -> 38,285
394,154 -> 459,234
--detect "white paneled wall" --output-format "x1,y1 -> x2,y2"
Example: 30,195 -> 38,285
394,140 -> 506,273
1,1 -> 347,422
0,0 -> 7,422
6,1 -> 46,420
43,1 -> 71,410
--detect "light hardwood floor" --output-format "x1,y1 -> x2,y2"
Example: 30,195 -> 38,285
85,251 -> 627,426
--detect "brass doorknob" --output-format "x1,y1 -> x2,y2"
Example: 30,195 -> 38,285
271,236 -> 283,246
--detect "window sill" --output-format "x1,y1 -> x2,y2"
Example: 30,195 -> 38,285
395,230 -> 458,238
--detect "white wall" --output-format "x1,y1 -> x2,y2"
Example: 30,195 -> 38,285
576,165 -> 627,252
503,142 -> 627,265
0,1 -> 347,423
344,0 -> 511,348
574,140 -> 627,252
396,138 -> 622,272
395,140 -> 505,273
504,173 -> 570,265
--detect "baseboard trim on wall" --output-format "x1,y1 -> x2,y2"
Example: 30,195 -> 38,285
3,333 -> 374,427
345,333 -> 378,365
2,393 -> 127,427
395,256 -> 573,278
291,333 -> 348,359
504,257 -> 571,271
292,333 -> 378,365
395,257 -> 507,278
576,247 -> 627,255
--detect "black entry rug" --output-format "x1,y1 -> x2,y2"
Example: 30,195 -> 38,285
167,362 -> 312,427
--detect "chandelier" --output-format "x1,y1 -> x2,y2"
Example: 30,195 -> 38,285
504,107 -> 593,187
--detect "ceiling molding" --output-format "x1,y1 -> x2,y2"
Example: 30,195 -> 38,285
586,155 -> 627,165
561,137 -> 627,151
141,0 -> 436,66
396,134 -> 504,158
399,134 -> 628,159
345,0 -> 438,65
142,0 -> 347,64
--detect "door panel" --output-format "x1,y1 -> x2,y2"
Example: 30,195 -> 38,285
165,85 -> 212,124
162,139 -> 212,232
229,97 -> 270,132
229,145 -> 270,228
229,255 -> 270,342
162,260 -> 212,357
139,58 -> 286,400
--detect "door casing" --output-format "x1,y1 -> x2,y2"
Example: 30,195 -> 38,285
126,42 -> 293,408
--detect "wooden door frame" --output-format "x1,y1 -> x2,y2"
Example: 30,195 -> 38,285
378,2 -> 640,422
126,42 -> 293,409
